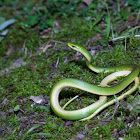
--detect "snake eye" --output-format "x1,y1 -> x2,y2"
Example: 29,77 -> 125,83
72,45 -> 75,48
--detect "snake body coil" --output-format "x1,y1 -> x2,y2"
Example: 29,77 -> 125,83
50,42 -> 140,120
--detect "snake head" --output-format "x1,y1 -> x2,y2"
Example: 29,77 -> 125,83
67,42 -> 83,51
67,42 -> 93,63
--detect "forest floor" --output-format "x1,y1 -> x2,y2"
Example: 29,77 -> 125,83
0,0 -> 140,139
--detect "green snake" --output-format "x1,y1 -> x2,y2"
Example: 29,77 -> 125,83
50,42 -> 140,120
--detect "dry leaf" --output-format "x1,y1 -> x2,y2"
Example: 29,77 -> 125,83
77,133 -> 85,140
12,57 -> 26,68
20,98 -> 27,103
40,35 -> 50,39
89,50 -> 95,56
6,48 -> 13,56
128,15 -> 134,21
1,98 -> 10,105
64,121 -> 73,126
83,0 -> 92,5
87,34 -> 102,44
2,72 -> 6,76
30,64 -> 37,71
30,95 -> 45,104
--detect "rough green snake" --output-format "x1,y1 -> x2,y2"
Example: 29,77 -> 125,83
50,42 -> 140,120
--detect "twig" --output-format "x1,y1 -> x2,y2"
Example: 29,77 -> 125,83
119,20 -> 140,32
107,102 -> 120,120
45,47 -> 70,58
55,57 -> 60,68
112,35 -> 140,41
